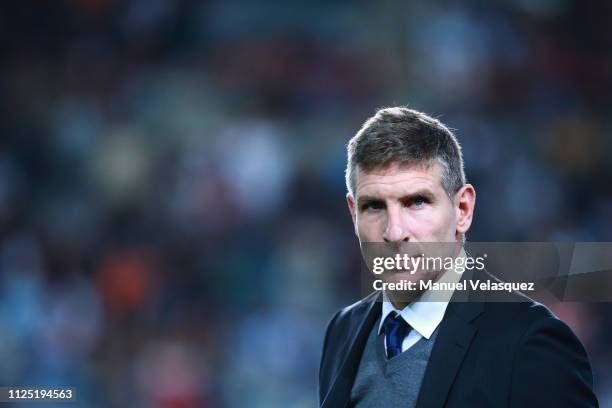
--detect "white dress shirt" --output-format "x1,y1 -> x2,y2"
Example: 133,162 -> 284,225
378,248 -> 466,356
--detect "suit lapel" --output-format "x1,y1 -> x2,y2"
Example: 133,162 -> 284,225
321,292 -> 381,408
415,299 -> 483,408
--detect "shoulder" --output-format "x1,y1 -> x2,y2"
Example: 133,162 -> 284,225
457,268 -> 583,351
469,268 -> 560,330
477,286 -> 565,341
319,292 -> 380,401
471,276 -> 596,400
324,291 -> 379,340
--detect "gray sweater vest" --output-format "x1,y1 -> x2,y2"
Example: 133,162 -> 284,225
349,317 -> 440,407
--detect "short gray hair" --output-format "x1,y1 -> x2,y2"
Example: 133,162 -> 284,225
345,107 -> 466,198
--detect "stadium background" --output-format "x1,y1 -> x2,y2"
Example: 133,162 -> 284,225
1,0 -> 612,406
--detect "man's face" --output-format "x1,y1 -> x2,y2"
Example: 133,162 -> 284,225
348,161 -> 470,245
347,161 -> 475,304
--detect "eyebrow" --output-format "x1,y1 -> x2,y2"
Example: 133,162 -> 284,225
357,189 -> 436,206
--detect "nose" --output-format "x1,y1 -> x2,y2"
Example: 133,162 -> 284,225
382,208 -> 410,243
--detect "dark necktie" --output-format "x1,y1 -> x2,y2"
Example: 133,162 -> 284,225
382,312 -> 411,359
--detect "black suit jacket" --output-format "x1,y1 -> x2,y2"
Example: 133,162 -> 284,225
318,270 -> 598,407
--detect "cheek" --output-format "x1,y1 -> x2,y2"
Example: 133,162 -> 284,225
438,207 -> 458,237
415,207 -> 456,240
356,215 -> 384,240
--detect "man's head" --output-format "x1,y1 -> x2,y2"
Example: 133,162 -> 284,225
346,107 -> 475,246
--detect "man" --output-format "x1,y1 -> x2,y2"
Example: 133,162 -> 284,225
318,107 -> 598,407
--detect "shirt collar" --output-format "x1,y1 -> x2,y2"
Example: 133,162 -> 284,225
378,247 -> 466,339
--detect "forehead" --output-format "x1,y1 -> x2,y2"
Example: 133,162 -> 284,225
355,162 -> 445,197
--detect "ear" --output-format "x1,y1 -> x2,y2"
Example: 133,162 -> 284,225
454,184 -> 476,236
347,193 -> 359,236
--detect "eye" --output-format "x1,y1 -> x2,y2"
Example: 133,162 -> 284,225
408,195 -> 430,208
361,200 -> 385,212
413,196 -> 426,206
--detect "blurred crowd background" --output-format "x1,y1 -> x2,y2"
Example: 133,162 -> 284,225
1,0 -> 612,406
